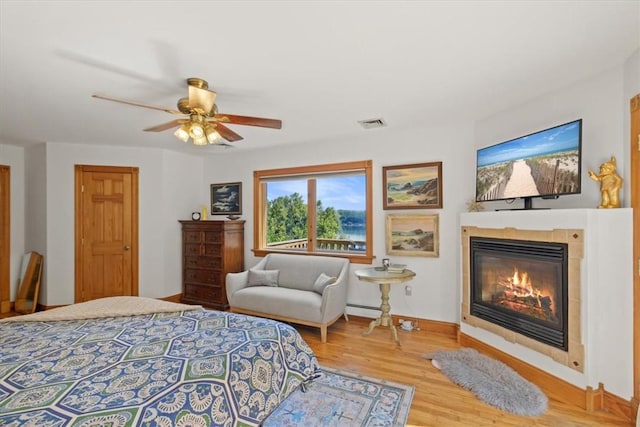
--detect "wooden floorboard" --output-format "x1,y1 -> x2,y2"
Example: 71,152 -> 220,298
295,316 -> 633,427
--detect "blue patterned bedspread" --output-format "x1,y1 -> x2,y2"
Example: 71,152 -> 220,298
0,309 -> 318,426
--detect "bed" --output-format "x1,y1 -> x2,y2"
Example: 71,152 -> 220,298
0,297 -> 319,426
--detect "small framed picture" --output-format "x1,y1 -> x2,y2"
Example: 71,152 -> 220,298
210,182 -> 242,215
383,161 -> 443,209
386,213 -> 439,257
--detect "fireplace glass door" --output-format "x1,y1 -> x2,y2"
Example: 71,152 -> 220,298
470,237 -> 568,350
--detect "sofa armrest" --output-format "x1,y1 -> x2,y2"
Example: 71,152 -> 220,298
226,271 -> 249,301
320,282 -> 346,319
226,257 -> 270,303
320,261 -> 349,321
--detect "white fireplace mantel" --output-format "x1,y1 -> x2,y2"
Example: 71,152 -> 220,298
459,208 -> 633,400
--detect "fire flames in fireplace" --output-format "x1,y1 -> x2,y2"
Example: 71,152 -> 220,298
493,267 -> 555,322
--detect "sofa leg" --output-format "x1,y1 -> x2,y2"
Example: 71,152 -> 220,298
320,326 -> 327,343
343,311 -> 349,322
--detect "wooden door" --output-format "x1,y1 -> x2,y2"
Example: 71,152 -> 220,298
631,94 -> 640,415
75,165 -> 139,302
0,166 -> 9,313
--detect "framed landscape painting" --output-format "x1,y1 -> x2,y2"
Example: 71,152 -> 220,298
386,213 -> 439,257
383,161 -> 442,209
211,182 -> 242,215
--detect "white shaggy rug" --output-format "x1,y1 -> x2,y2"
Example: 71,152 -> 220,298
423,348 -> 548,417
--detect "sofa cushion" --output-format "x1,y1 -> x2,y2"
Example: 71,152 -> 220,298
231,287 -> 324,323
247,269 -> 279,287
312,272 -> 336,294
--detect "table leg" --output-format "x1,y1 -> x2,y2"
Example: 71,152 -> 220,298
362,282 -> 401,346
390,323 -> 400,346
364,317 -> 381,335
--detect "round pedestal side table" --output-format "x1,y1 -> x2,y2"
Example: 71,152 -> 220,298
354,268 -> 416,346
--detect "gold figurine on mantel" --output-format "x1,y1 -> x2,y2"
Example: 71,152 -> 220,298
588,155 -> 623,208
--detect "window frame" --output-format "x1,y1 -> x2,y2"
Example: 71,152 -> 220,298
253,160 -> 373,264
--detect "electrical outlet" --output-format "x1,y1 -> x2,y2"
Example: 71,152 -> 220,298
405,285 -> 412,296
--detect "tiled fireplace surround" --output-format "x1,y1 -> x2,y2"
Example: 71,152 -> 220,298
459,209 -> 633,405
461,226 -> 584,371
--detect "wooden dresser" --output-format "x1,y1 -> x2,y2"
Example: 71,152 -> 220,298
179,220 -> 245,310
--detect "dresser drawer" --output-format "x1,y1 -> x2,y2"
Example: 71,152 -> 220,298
184,243 -> 223,257
184,244 -> 203,256
203,231 -> 222,243
184,284 -> 223,303
203,243 -> 222,256
184,256 -> 222,269
183,231 -> 202,244
185,268 -> 222,285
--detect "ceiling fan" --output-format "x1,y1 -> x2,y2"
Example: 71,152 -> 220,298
92,77 -> 282,146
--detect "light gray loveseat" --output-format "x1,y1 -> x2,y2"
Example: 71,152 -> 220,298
226,253 -> 350,342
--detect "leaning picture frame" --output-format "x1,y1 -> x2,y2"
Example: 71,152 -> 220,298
210,182 -> 242,216
386,213 -> 439,257
383,161 -> 443,209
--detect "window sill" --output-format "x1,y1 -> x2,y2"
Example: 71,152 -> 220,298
253,248 -> 373,265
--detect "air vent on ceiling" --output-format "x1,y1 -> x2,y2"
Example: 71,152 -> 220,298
358,118 -> 387,129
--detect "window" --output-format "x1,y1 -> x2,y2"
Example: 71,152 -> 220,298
253,160 -> 373,264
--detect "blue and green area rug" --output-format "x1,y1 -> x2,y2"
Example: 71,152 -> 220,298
263,366 -> 414,427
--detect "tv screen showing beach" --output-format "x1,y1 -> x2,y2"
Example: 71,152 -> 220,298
476,120 -> 581,202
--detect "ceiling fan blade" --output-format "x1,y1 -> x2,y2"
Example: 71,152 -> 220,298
215,114 -> 282,129
188,86 -> 216,114
93,94 -> 182,115
214,123 -> 244,142
143,119 -> 187,132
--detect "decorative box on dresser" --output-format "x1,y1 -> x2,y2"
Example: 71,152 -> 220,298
179,220 -> 245,310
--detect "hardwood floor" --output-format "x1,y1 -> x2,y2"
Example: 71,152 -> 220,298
0,310 -> 19,319
295,316 -> 632,427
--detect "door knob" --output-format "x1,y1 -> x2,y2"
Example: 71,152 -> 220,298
124,245 -> 130,250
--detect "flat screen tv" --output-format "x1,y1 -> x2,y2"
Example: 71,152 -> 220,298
475,119 -> 582,210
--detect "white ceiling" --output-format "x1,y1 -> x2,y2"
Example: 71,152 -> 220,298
1,1 -> 638,155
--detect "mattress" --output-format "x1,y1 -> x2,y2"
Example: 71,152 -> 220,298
0,297 -> 319,426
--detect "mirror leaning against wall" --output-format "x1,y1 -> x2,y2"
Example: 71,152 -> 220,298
15,251 -> 43,314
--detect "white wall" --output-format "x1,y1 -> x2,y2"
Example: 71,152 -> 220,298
201,60 -> 634,326
203,121 -> 476,323
0,144 -> 25,299
159,151 -> 205,298
39,143 -> 203,305
23,144 -> 47,300
474,65 -> 629,210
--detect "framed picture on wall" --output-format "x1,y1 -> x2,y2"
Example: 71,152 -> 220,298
382,161 -> 443,209
210,182 -> 242,215
385,213 -> 439,257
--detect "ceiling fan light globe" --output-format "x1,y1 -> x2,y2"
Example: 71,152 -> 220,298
205,124 -> 221,144
193,136 -> 207,146
189,122 -> 205,138
174,125 -> 190,143
206,133 -> 220,144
